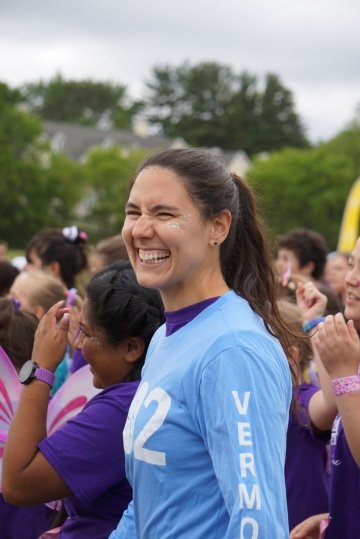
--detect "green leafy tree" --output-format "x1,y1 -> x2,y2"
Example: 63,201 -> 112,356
21,74 -> 143,130
246,147 -> 354,249
144,62 -> 309,154
0,81 -> 21,106
226,72 -> 260,153
323,116 -> 360,180
79,146 -> 149,241
145,62 -> 235,147
0,84 -> 85,247
254,74 -> 309,153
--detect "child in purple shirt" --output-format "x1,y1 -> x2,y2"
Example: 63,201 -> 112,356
278,300 -> 335,531
3,261 -> 164,539
286,383 -> 331,529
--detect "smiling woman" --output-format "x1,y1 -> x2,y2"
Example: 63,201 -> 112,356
110,147 -> 297,538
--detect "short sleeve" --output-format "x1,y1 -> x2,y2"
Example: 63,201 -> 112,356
39,390 -> 128,505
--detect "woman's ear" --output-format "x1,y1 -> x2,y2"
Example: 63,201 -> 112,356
47,261 -> 62,280
124,337 -> 145,364
34,305 -> 46,320
210,209 -> 232,246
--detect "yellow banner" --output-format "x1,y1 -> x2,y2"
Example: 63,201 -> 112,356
337,177 -> 360,251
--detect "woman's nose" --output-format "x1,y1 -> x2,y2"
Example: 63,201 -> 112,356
132,215 -> 154,238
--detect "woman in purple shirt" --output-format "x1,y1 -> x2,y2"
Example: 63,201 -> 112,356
3,261 -> 164,539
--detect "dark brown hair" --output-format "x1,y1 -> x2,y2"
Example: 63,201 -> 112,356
26,227 -> 88,289
0,261 -> 19,297
277,228 -> 328,281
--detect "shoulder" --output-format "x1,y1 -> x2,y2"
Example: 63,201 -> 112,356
200,292 -> 286,361
87,380 -> 140,412
297,382 -> 320,402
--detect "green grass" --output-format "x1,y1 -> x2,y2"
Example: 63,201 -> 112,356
8,249 -> 25,259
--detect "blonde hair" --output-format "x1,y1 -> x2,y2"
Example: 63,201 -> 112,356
16,270 -> 67,314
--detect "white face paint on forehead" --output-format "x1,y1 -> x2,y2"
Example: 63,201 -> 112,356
164,214 -> 192,230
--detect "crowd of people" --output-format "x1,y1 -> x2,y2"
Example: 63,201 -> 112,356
0,147 -> 358,538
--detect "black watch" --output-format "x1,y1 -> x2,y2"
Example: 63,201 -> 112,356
19,360 -> 55,388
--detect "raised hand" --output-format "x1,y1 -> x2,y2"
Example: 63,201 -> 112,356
296,281 -> 327,323
32,301 -> 71,372
313,313 -> 360,378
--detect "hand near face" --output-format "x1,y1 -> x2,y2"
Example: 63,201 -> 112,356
67,306 -> 81,350
32,301 -> 71,371
296,281 -> 327,322
313,313 -> 360,378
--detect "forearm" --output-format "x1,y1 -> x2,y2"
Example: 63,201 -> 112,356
3,381 -> 50,497
308,343 -> 337,430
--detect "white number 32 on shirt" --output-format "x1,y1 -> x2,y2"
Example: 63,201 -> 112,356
123,382 -> 171,466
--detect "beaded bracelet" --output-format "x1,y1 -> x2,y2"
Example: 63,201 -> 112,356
302,317 -> 325,333
332,375 -> 360,396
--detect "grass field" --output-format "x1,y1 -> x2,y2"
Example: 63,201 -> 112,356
8,249 -> 26,260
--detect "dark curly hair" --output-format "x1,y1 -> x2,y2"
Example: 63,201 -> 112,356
85,261 -> 164,381
277,228 -> 328,281
26,227 -> 88,289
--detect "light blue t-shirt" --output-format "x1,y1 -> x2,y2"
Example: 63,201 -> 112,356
109,291 -> 291,539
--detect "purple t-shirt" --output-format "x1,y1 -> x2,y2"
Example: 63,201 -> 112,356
165,297 -> 219,336
0,494 -> 56,539
325,415 -> 360,538
38,380 -> 139,539
285,383 -> 330,530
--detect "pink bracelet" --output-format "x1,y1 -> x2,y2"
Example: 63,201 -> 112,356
332,375 -> 360,396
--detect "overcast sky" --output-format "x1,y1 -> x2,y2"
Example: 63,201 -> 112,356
1,0 -> 359,143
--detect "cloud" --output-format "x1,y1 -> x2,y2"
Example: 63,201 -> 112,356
1,0 -> 359,141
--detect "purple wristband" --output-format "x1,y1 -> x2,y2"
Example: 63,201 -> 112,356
35,366 -> 56,388
332,375 -> 360,396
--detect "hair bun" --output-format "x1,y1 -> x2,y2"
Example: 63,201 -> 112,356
62,226 -> 88,243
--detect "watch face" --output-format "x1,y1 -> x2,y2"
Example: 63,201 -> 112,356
19,360 -> 36,384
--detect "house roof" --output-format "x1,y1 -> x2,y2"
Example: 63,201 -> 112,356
43,120 -> 175,161
42,120 -> 252,176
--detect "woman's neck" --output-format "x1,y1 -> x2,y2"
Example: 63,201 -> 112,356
161,280 -> 230,312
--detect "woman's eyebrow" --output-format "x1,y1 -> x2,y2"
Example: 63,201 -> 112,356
125,202 -> 179,212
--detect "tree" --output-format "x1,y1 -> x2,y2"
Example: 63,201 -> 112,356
79,146 -> 149,241
145,62 -> 236,147
0,81 -> 21,106
20,74 -> 143,130
252,73 -> 309,153
226,72 -> 260,153
246,147 -> 354,250
0,84 -> 85,247
144,62 -> 309,154
324,120 -> 360,180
